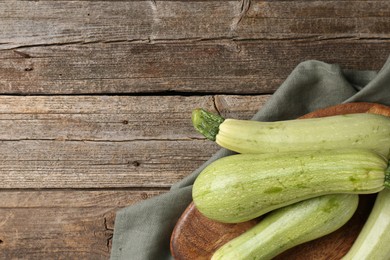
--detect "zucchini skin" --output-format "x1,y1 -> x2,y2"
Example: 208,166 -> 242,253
192,149 -> 388,223
212,112 -> 390,158
192,109 -> 390,158
212,194 -> 359,260
342,189 -> 390,260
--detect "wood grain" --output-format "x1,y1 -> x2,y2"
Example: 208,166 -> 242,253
1,41 -> 388,94
1,1 -> 389,49
0,95 -> 269,140
0,0 -> 389,94
0,1 -> 239,49
0,189 -> 166,259
0,95 -> 268,189
243,1 -> 390,37
0,139 -> 216,188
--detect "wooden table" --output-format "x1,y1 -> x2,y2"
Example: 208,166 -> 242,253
0,1 -> 389,258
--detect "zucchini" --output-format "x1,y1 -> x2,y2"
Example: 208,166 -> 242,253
212,194 -> 359,260
192,149 -> 390,223
342,189 -> 390,260
192,109 -> 390,158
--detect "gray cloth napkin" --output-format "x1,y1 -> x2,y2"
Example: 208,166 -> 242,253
110,57 -> 390,260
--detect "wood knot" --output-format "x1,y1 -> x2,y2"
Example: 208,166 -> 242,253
131,161 -> 140,167
141,193 -> 148,200
122,120 -> 129,125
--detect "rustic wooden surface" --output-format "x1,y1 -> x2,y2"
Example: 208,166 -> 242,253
0,0 -> 389,258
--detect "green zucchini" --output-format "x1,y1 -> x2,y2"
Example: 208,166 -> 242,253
342,189 -> 390,260
192,149 -> 390,223
212,194 -> 359,260
192,109 -> 390,158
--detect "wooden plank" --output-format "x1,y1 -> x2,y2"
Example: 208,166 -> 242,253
0,189 -> 165,208
0,139 -> 218,188
0,95 -> 268,188
1,1 -> 389,50
242,1 -> 390,38
0,95 -> 215,141
1,0 -> 389,94
0,1 -> 239,49
1,40 -> 389,94
0,95 -> 269,140
0,189 -> 166,259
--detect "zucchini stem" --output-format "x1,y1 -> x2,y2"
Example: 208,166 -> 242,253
385,164 -> 390,189
192,108 -> 225,141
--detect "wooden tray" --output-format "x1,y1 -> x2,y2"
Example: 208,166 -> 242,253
170,102 -> 390,260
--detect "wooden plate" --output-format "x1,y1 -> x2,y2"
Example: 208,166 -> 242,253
170,102 -> 390,260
